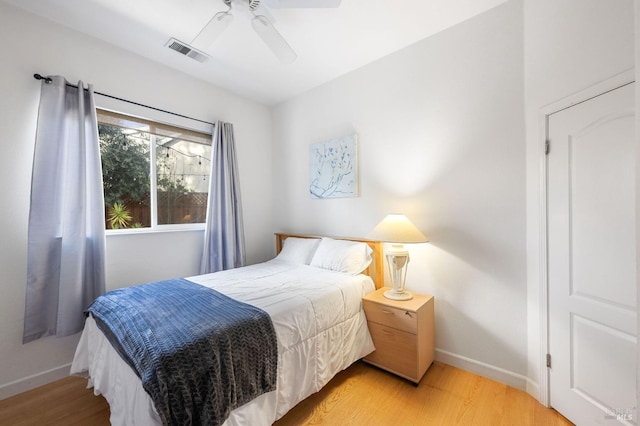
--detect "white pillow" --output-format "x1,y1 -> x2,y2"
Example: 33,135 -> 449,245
276,237 -> 321,265
310,237 -> 373,275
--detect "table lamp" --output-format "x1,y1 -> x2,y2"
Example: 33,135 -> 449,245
368,214 -> 427,300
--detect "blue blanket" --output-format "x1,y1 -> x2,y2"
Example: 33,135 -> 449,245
87,278 -> 277,426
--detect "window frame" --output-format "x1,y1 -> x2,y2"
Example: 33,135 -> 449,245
95,96 -> 213,234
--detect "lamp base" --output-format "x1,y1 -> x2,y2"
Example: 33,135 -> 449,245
384,289 -> 413,301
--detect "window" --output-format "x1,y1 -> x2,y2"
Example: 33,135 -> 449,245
97,109 -> 212,230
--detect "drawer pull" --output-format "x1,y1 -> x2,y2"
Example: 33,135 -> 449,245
382,329 -> 395,335
381,309 -> 395,315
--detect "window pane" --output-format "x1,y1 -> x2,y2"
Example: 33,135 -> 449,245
97,108 -> 211,230
156,138 -> 211,225
99,123 -> 151,229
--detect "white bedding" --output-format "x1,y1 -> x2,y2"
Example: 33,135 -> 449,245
70,259 -> 376,426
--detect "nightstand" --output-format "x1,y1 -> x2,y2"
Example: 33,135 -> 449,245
362,287 -> 434,384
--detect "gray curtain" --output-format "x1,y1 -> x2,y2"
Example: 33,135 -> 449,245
200,121 -> 246,274
23,76 -> 106,343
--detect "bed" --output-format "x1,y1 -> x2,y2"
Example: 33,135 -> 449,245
70,233 -> 384,426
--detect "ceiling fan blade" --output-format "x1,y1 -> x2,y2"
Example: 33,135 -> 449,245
251,2 -> 277,23
264,0 -> 341,8
251,15 -> 297,64
191,10 -> 233,50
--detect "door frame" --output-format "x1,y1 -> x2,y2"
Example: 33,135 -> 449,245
537,69 -> 635,408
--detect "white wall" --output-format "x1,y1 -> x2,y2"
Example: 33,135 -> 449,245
635,0 -> 640,414
523,0 -> 635,401
0,2 -> 274,398
272,1 -> 528,387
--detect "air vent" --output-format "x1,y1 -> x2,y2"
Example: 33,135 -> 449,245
165,38 -> 209,63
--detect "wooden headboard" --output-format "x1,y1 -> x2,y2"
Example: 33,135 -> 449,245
275,233 -> 385,289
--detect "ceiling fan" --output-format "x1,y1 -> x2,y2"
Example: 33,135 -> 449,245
189,0 -> 342,64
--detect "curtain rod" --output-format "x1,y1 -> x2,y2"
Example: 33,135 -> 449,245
33,73 -> 215,127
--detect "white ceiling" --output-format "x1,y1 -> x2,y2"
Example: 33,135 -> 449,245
5,0 -> 508,105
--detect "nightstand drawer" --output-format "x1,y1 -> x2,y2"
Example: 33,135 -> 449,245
365,322 -> 417,379
363,300 -> 417,334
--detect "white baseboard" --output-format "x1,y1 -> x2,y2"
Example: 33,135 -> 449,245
435,348 -> 530,392
1,352 -> 542,403
0,363 -> 72,400
526,377 -> 540,402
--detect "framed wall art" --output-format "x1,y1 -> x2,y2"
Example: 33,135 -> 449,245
309,133 -> 358,199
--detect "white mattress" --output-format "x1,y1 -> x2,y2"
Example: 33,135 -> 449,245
70,259 -> 376,426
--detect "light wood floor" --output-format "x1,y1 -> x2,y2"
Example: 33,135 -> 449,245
0,361 -> 572,426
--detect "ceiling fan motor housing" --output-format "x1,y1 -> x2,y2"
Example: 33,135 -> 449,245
223,0 -> 262,10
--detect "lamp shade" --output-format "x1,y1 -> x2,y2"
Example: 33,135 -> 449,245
367,214 -> 427,243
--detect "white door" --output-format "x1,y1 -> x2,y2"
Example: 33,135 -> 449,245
548,82 -> 636,426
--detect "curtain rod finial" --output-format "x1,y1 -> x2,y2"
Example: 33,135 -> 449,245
34,73 -> 52,84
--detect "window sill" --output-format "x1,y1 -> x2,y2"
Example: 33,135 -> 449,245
105,225 -> 205,237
